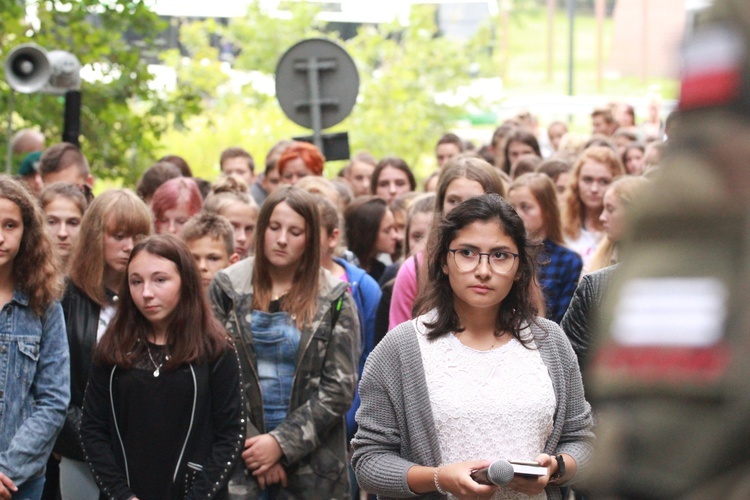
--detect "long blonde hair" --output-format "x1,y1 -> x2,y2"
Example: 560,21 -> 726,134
562,146 -> 625,239
587,176 -> 649,273
68,190 -> 153,306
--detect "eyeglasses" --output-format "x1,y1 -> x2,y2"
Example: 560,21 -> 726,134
448,248 -> 519,274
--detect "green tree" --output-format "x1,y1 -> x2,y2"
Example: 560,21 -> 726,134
161,18 -> 230,101
1,0 -> 200,186
226,1 -> 325,75
341,5 -> 476,176
158,2 -> 495,181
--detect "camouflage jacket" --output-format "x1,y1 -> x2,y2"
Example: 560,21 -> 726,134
208,258 -> 360,499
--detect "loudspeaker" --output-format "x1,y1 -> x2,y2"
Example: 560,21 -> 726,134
4,44 -> 51,94
45,50 -> 82,95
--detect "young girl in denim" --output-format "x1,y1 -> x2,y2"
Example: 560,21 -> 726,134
0,176 -> 70,500
209,186 -> 360,498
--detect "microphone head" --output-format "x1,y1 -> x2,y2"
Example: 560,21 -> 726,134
488,459 -> 515,486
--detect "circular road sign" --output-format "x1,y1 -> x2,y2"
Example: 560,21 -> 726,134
275,38 -> 359,130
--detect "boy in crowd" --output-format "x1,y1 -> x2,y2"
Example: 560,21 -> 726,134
183,212 -> 239,289
219,147 -> 255,187
435,132 -> 463,168
39,142 -> 94,190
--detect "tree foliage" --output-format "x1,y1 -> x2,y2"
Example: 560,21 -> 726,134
341,5 -> 475,173
0,0 -> 201,186
226,1 -> 325,75
159,2 -> 487,182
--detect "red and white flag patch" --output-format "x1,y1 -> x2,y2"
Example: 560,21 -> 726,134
680,26 -> 744,110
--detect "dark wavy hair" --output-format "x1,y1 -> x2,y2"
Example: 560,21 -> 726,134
415,193 -> 541,345
0,175 -> 62,315
344,196 -> 388,273
96,234 -> 230,369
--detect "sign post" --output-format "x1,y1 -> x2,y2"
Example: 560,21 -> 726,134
275,39 -> 359,160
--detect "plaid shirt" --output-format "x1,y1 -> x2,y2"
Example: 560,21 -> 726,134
538,239 -> 583,323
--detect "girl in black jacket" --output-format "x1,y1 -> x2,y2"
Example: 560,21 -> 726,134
55,189 -> 153,499
80,234 -> 244,499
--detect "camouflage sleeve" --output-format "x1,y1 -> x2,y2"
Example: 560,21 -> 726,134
208,275 -> 233,332
270,291 -> 360,465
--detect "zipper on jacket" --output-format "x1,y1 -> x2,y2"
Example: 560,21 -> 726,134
109,367 -> 131,487
172,364 -> 198,483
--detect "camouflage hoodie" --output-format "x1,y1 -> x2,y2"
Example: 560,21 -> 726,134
208,258 -> 360,499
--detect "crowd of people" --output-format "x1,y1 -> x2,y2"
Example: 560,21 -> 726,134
1,98 -> 661,500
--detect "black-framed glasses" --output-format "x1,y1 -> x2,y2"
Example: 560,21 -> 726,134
448,248 -> 519,274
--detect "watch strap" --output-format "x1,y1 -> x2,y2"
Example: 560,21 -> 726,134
550,454 -> 566,482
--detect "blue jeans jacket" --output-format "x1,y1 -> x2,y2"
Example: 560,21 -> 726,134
0,290 -> 70,487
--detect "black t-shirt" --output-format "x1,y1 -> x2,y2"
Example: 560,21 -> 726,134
115,343 -> 194,499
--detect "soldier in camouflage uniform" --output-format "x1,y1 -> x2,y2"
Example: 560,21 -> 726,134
209,186 -> 360,499
585,0 -> 750,497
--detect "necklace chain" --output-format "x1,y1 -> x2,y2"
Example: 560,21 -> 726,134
144,342 -> 169,377
456,331 -> 502,350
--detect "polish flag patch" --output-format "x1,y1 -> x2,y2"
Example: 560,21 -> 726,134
679,26 -> 744,110
592,277 -> 730,385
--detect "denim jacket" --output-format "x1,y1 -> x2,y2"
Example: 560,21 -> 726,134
0,289 -> 70,486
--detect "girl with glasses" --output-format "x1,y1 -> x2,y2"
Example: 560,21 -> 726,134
353,193 -> 594,499
388,156 -> 505,330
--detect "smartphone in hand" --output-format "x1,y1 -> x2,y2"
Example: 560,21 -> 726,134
508,460 -> 546,478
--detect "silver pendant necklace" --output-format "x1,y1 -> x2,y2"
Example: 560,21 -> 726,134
145,342 -> 170,377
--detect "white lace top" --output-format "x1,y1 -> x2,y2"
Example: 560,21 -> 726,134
416,317 -> 556,500
564,227 -> 603,267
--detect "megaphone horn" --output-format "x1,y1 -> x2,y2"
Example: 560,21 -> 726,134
4,43 -> 50,94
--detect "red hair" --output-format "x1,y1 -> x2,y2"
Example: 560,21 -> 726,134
151,177 -> 203,221
277,142 -> 325,177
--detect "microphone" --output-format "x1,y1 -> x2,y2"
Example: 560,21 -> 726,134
470,459 -> 515,486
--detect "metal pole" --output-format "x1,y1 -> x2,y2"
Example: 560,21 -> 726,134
596,0 -> 605,92
305,57 -> 324,153
63,90 -> 82,148
547,0 -> 556,82
5,90 -> 14,174
567,0 -> 575,98
642,0 -> 649,83
567,0 -> 575,124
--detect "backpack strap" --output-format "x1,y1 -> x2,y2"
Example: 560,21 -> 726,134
331,296 -> 344,330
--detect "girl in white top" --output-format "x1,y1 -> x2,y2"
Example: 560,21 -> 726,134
354,194 -> 593,499
561,146 -> 625,266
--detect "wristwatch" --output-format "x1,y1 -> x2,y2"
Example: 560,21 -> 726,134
549,454 -> 566,483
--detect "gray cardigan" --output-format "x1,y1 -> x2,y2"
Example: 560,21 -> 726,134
351,315 -> 594,499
